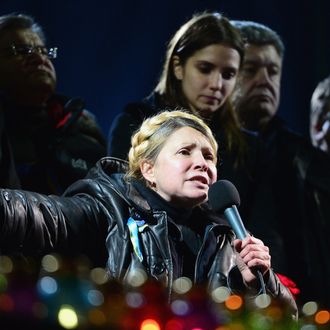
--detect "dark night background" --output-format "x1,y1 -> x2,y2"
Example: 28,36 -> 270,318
2,0 -> 330,139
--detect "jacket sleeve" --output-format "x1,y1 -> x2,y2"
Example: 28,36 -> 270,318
0,180 -> 109,265
265,270 -> 298,317
228,266 -> 298,318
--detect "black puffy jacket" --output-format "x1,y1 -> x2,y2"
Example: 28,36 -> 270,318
1,94 -> 106,194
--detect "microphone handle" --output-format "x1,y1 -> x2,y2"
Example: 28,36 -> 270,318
224,205 -> 248,239
224,205 -> 266,294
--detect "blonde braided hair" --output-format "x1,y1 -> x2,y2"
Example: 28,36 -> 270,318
126,110 -> 218,184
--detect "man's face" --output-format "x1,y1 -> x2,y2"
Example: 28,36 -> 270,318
232,44 -> 282,131
0,28 -> 56,102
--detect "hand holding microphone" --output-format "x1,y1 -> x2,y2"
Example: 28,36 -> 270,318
232,236 -> 271,291
208,180 -> 270,293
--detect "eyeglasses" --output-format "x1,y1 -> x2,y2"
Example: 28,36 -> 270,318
7,44 -> 58,59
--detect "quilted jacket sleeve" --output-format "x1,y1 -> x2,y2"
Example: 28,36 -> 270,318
0,179 -> 110,265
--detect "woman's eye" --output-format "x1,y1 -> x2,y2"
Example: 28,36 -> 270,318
204,153 -> 214,161
222,70 -> 237,80
178,149 -> 190,155
197,64 -> 212,74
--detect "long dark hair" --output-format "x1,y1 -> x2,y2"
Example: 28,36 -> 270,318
154,12 -> 247,165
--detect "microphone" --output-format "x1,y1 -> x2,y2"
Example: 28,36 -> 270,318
208,180 -> 266,294
208,179 -> 247,239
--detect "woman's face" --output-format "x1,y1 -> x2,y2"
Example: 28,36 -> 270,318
141,126 -> 217,208
173,44 -> 240,119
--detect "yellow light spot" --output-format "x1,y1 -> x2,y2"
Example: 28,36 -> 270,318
302,301 -> 318,316
90,267 -> 108,285
173,277 -> 192,294
140,318 -> 161,330
58,305 -> 79,329
254,293 -> 271,309
41,254 -> 60,272
127,269 -> 147,287
224,295 -> 243,310
211,286 -> 230,303
315,310 -> 330,325
0,256 -> 13,273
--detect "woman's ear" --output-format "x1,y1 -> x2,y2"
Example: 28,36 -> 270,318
140,160 -> 155,186
173,55 -> 183,80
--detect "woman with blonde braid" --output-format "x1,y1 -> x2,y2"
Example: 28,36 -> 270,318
108,12 -> 292,280
108,12 -> 265,236
0,110 -> 296,315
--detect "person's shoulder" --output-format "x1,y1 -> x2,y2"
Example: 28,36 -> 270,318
60,159 -> 127,213
96,157 -> 129,177
122,93 -> 160,118
51,94 -> 106,145
275,121 -> 313,156
109,92 -> 159,135
90,157 -> 128,189
240,127 -> 263,150
47,93 -> 86,128
83,157 -> 151,210
267,115 -> 302,140
240,127 -> 259,139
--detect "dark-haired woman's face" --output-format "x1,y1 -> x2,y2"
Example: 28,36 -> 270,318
173,44 -> 240,119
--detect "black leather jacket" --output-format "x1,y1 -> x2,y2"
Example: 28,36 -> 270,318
0,157 -> 297,315
108,93 -> 293,277
260,116 -> 330,306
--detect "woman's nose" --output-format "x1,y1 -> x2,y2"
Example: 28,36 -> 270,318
194,153 -> 208,170
210,73 -> 222,91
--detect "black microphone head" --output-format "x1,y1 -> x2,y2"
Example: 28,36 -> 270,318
208,180 -> 240,212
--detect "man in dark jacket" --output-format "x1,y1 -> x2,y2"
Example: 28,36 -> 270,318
0,13 -> 106,194
231,20 -> 330,306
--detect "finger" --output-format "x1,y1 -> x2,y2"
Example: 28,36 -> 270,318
240,236 -> 264,248
247,258 -> 271,273
242,251 -> 271,265
233,239 -> 243,252
239,244 -> 269,259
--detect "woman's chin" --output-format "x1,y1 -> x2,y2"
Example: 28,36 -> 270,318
186,192 -> 208,207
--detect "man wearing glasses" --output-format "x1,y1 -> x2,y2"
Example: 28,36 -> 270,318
0,13 -> 106,194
